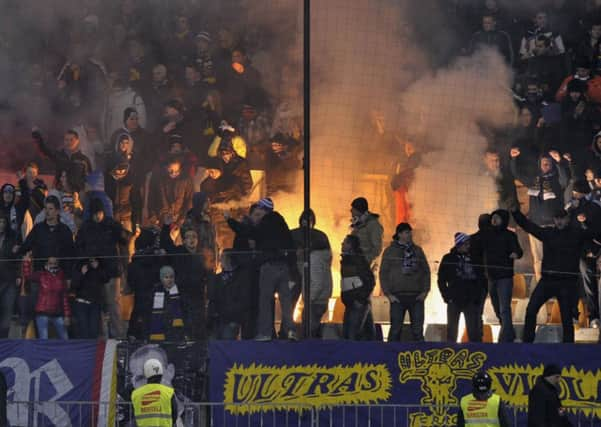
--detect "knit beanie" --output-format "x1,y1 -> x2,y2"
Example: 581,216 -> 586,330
258,198 -> 274,211
454,232 -> 470,247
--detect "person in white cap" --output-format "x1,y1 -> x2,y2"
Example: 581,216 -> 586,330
131,358 -> 178,427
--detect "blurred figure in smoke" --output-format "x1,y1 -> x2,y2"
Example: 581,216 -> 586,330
482,149 -> 517,210
340,234 -> 376,341
350,197 -> 383,268
467,13 -> 513,65
265,133 -> 301,195
291,209 -> 333,338
103,69 -> 147,140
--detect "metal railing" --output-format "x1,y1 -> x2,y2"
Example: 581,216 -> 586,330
7,401 -> 601,427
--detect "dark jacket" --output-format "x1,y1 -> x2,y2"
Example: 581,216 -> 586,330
18,221 -> 75,276
0,229 -> 18,284
1,181 -> 29,239
127,248 -> 166,339
438,248 -> 485,305
160,225 -> 207,339
252,211 -> 295,265
565,196 -> 601,237
513,209 -> 592,280
76,218 -> 130,277
379,241 -> 430,296
340,253 -> 375,306
208,267 -> 252,324
528,377 -> 571,427
149,171 -> 194,225
510,156 -> 568,226
32,131 -> 92,192
104,167 -> 142,226
200,156 -> 252,203
71,261 -> 109,304
483,210 -> 523,280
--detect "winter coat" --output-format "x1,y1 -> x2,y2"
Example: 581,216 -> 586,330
76,218 -> 129,277
82,172 -> 114,221
127,248 -> 166,339
149,171 -> 194,225
29,270 -> 71,317
482,210 -> 523,280
32,132 -> 92,192
18,221 -> 75,276
340,253 -> 375,306
103,87 -> 146,140
0,230 -> 18,283
147,283 -> 186,342
208,267 -> 252,323
104,168 -> 142,225
510,156 -> 568,226
250,211 -> 295,265
513,209 -> 593,280
351,213 -> 384,265
565,196 -> 601,237
291,227 -> 333,305
528,378 -> 571,427
70,261 -> 108,304
438,248 -> 486,305
160,225 -> 207,339
34,190 -> 77,234
380,241 -> 430,297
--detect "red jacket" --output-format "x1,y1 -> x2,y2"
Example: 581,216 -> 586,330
556,75 -> 601,104
29,270 -> 71,317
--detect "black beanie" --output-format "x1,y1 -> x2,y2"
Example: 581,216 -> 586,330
351,197 -> 368,214
543,364 -> 561,377
393,222 -> 412,239
123,107 -> 137,124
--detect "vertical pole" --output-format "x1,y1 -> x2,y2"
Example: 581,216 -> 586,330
302,0 -> 312,339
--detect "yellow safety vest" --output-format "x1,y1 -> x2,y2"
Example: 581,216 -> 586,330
131,383 -> 175,427
460,393 -> 501,426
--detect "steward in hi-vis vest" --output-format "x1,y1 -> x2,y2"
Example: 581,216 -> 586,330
131,358 -> 178,427
458,370 -> 510,427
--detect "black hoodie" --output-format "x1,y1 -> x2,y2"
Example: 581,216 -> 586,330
483,210 -> 523,280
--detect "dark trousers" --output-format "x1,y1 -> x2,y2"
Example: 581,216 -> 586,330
73,301 -> 102,339
523,277 -> 577,343
447,300 -> 482,342
490,277 -> 515,342
302,302 -> 328,338
0,282 -> 17,337
342,299 -> 375,340
388,296 -> 424,342
580,258 -> 599,321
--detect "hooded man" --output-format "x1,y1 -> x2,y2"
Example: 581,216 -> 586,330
183,192 -> 217,270
510,149 -> 568,284
350,197 -> 383,267
1,182 -> 28,240
380,223 -> 430,342
438,233 -> 485,342
483,209 -> 523,342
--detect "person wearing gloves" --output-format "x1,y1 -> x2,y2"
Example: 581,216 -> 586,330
380,223 -> 430,342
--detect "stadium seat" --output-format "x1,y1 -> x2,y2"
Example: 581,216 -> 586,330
512,274 -> 528,298
461,324 -> 493,343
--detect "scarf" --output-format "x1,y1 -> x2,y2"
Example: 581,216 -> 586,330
396,241 -> 417,274
456,253 -> 476,281
149,284 -> 185,341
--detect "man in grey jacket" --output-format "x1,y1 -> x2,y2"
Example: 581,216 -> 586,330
380,223 -> 430,341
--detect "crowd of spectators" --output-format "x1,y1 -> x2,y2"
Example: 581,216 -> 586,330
1,0 -> 601,343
